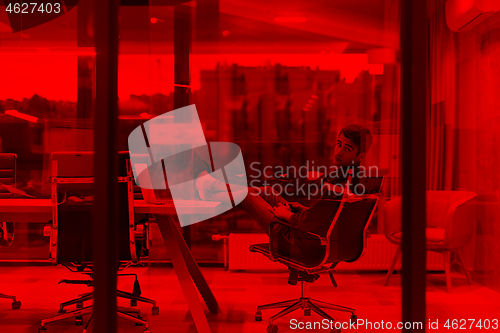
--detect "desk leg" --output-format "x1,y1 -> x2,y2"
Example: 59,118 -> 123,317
156,216 -> 213,333
171,220 -> 220,313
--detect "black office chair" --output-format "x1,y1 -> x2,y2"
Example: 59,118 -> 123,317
40,152 -> 157,333
250,175 -> 379,333
0,153 -> 21,310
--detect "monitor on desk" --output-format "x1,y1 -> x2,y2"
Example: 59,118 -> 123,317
133,159 -> 173,205
50,152 -> 94,178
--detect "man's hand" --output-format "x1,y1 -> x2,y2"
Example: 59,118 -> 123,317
270,202 -> 293,222
288,202 -> 307,212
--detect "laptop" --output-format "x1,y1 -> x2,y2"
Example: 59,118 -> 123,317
132,157 -> 173,205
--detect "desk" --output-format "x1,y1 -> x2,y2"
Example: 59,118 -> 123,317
0,199 -> 51,222
0,199 -> 222,217
0,198 -> 222,333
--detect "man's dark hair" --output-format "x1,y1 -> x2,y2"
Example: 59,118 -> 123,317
339,124 -> 373,155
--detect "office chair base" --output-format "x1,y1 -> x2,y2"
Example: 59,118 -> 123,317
117,289 -> 160,315
0,293 -> 21,309
41,305 -> 93,330
12,300 -> 21,309
256,297 -> 355,327
40,305 -> 149,332
58,291 -> 93,313
57,289 -> 159,315
45,285 -> 158,331
266,323 -> 341,333
255,280 -> 356,332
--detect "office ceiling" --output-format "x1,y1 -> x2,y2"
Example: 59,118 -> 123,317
0,0 -> 398,54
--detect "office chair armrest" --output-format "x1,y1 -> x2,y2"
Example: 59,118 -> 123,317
43,221 -> 52,237
303,231 -> 327,246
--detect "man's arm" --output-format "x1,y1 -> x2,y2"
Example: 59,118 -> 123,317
288,202 -> 307,212
270,203 -> 294,221
272,203 -> 314,232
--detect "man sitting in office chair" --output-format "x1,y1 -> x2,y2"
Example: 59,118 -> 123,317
197,124 -> 373,259
239,124 -> 373,261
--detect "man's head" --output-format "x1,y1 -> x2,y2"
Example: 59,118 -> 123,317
333,124 -> 373,167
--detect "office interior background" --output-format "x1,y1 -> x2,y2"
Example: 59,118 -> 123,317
1,0 -> 500,332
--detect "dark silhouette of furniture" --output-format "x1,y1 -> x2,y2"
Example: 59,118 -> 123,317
0,153 -> 16,199
0,153 -> 21,309
39,152 -> 157,332
250,174 -> 379,333
383,191 -> 477,292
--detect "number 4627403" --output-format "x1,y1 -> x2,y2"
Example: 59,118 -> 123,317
443,319 -> 498,330
6,3 -> 61,14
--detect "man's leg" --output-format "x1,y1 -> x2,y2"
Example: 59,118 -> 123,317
200,179 -> 289,235
239,186 -> 288,236
257,186 -> 289,207
196,172 -> 250,204
204,184 -> 293,255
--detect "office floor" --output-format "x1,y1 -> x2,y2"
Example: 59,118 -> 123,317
1,266 -> 499,333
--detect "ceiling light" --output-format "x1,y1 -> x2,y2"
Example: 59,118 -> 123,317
4,110 -> 38,123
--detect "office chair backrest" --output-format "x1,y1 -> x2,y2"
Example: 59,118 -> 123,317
326,197 -> 378,264
277,173 -> 380,269
326,169 -> 385,263
0,153 -> 16,199
1,153 -> 17,247
50,151 -> 136,266
272,195 -> 379,270
315,170 -> 381,267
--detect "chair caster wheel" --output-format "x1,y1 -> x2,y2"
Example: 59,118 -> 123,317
38,327 -> 47,333
75,316 -> 83,325
304,308 -> 311,316
131,300 -> 137,307
12,301 -> 21,309
255,312 -> 262,321
151,306 -> 159,315
350,314 -> 357,324
58,309 -> 66,314
267,324 -> 278,333
76,302 -> 83,309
